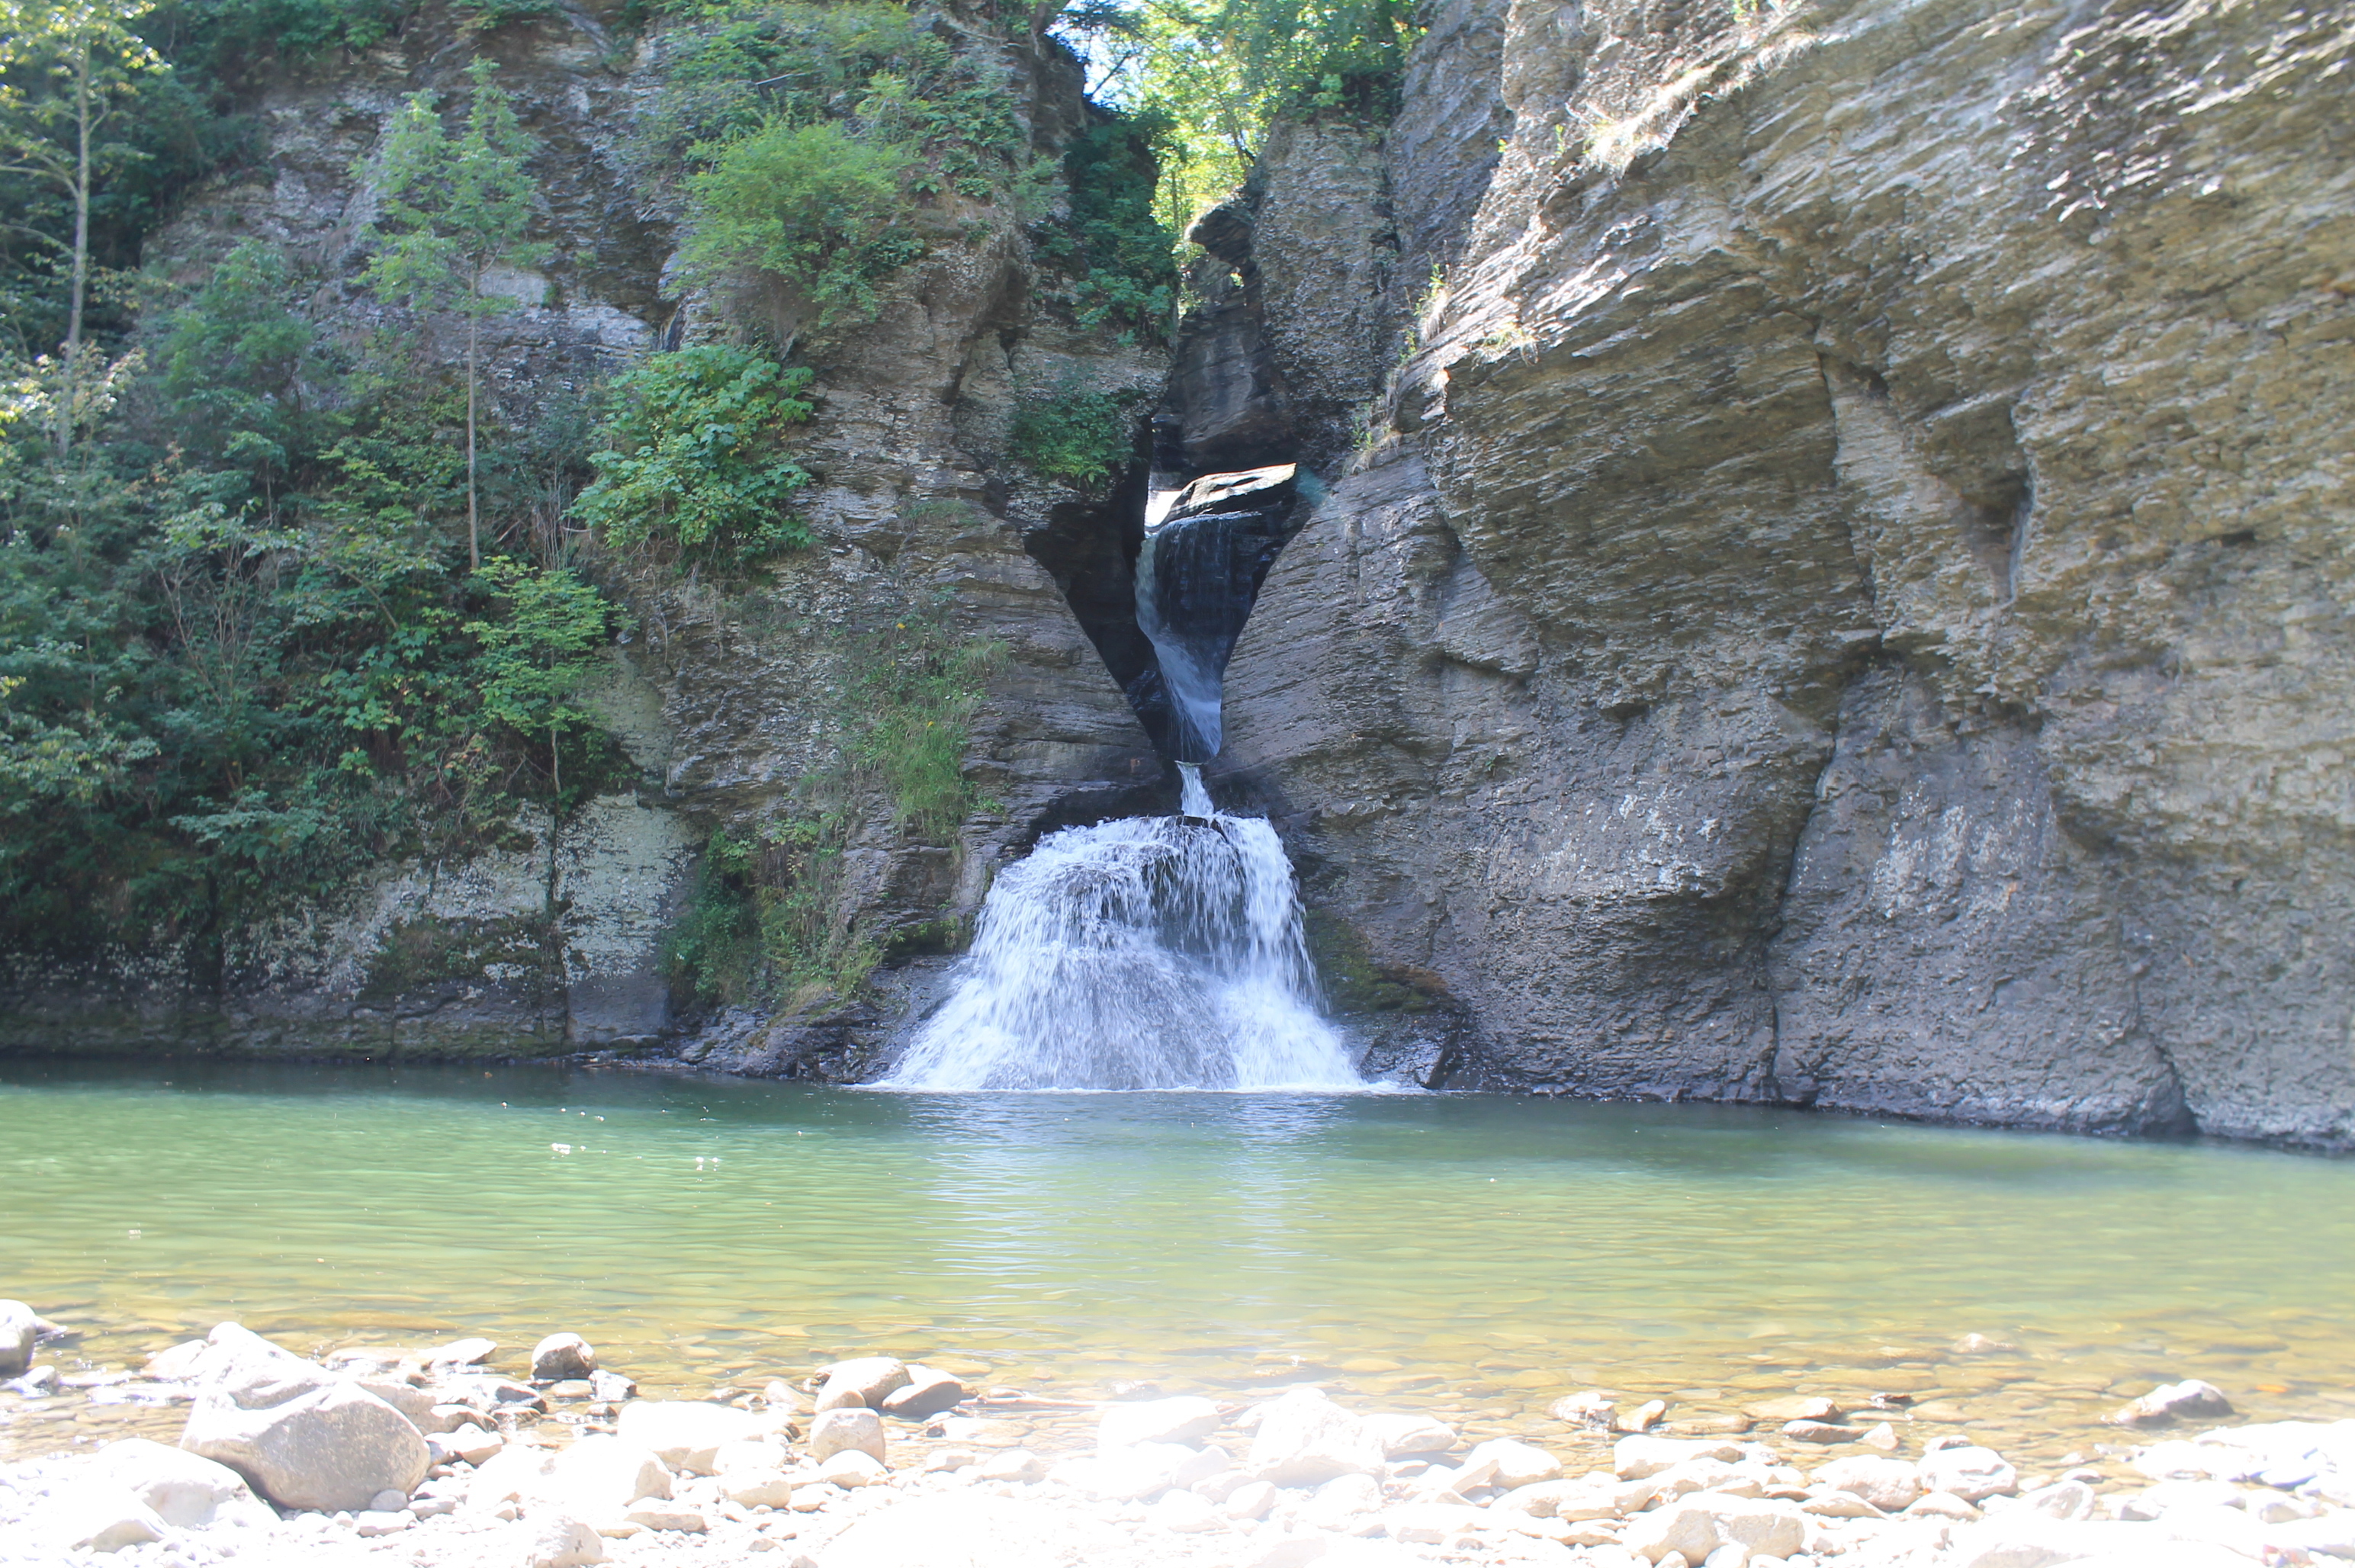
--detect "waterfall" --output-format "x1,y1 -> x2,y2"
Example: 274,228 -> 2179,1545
1133,465 -> 1305,763
884,764 -> 1362,1091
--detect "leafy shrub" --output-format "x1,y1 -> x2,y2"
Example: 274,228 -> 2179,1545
571,344 -> 815,567
1036,111 -> 1179,338
680,121 -> 920,330
1010,386 -> 1144,490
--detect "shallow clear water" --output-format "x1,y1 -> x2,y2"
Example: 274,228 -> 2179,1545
5,1059 -> 2351,1468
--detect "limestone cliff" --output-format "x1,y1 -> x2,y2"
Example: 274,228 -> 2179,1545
1222,0 -> 2355,1145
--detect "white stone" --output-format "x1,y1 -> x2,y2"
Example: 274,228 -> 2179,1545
1360,1411 -> 1456,1458
1151,1486 -> 1228,1533
527,1515 -> 607,1568
1918,1445 -> 2019,1502
92,1437 -> 263,1527
722,1469 -> 795,1507
354,1507 -> 413,1535
1814,1455 -> 1923,1512
818,1492 -> 1131,1566
623,1502 -> 708,1532
1223,1480 -> 1280,1520
1651,1458 -> 1762,1502
615,1400 -> 771,1473
0,1300 -> 37,1377
1463,1438 -> 1563,1489
2112,1380 -> 2235,1428
2010,1480 -> 2099,1521
1248,1386 -> 1383,1486
818,1450 -> 887,1488
143,1340 -> 208,1381
178,1324 -> 429,1512
972,1448 -> 1049,1483
532,1333 -> 597,1381
56,1487 -> 169,1554
817,1356 -> 910,1411
423,1336 -> 496,1369
1702,1547 -> 1750,1568
548,1435 -> 673,1510
1384,1502 -> 1496,1544
1099,1395 -> 1222,1451
444,1422 -> 506,1465
810,1405 -> 888,1463
1306,1471 -> 1383,1528
1617,1436 -> 1746,1480
1621,1496 -> 1807,1564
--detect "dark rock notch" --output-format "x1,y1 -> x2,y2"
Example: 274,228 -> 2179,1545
1022,198 -> 1329,766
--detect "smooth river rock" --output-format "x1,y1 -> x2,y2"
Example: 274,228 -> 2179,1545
1248,1386 -> 1384,1486
817,1356 -> 910,1411
1918,1444 -> 2022,1502
615,1401 -> 771,1474
809,1406 -> 888,1464
0,1300 -> 39,1377
1099,1395 -> 1222,1451
91,1438 -> 266,1528
178,1323 -> 428,1512
531,1333 -> 597,1381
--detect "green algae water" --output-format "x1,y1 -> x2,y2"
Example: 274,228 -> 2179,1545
4,1059 -> 2352,1469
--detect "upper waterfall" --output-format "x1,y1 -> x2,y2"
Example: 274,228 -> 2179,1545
883,764 -> 1361,1091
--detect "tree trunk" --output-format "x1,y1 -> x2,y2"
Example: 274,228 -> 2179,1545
466,308 -> 480,570
57,34 -> 92,458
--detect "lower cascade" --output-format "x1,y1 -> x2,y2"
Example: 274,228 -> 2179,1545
885,764 -> 1362,1091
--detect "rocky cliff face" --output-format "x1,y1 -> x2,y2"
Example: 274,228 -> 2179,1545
1222,0 -> 2355,1145
0,1 -> 1164,1065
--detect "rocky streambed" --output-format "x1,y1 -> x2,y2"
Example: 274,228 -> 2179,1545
2,1306 -> 2351,1568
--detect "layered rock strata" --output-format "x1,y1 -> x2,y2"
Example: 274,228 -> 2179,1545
1224,0 -> 2355,1144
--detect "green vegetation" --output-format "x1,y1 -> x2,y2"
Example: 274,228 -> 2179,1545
663,606 -> 1002,1010
1,239 -> 623,963
355,57 -> 548,568
681,119 -> 920,333
571,343 -> 815,569
636,0 -> 1034,342
1050,0 -> 1421,236
1010,382 -> 1146,490
1035,111 -> 1180,336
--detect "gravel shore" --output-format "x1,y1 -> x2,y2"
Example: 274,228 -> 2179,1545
2,1310 -> 2350,1568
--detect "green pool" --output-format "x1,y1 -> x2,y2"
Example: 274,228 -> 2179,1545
3,1059 -> 2348,1467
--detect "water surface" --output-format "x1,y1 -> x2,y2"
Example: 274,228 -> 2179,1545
4,1059 -> 2349,1467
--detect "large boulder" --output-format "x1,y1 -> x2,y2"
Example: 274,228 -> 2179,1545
0,1300 -> 38,1377
1246,1386 -> 1383,1486
178,1323 -> 427,1512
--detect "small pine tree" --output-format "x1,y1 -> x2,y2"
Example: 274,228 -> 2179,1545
354,57 -> 548,569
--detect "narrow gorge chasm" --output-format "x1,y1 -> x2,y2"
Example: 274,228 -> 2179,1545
3,0 -> 2350,1152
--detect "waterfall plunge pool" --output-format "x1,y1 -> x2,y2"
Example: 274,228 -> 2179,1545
4,1058 -> 2350,1467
